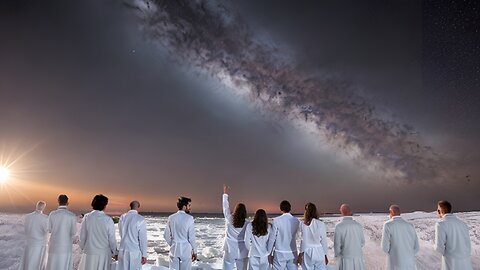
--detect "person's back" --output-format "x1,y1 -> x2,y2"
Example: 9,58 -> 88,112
20,201 -> 48,270
381,215 -> 419,269
118,201 -> 148,270
272,213 -> 299,258
80,210 -> 117,254
334,204 -> 365,270
245,223 -> 274,257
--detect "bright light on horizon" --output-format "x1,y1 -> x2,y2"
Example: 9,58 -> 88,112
0,166 -> 10,183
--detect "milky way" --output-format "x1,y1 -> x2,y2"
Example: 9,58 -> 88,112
125,0 -> 447,183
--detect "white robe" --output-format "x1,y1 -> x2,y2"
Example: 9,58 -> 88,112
78,210 -> 118,270
300,219 -> 328,270
434,214 -> 473,270
117,210 -> 148,270
19,210 -> 48,270
46,206 -> 77,270
270,212 -> 300,270
244,223 -> 275,270
163,210 -> 197,270
222,194 -> 249,270
381,216 -> 419,270
333,217 -> 365,270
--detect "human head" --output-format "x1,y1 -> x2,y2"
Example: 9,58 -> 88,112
58,194 -> 69,206
304,202 -> 318,225
91,194 -> 109,211
280,200 -> 291,213
340,203 -> 352,216
389,204 -> 401,218
252,209 -> 268,236
36,201 -> 46,211
130,200 -> 140,210
177,196 -> 192,213
232,203 -> 247,228
437,200 -> 452,217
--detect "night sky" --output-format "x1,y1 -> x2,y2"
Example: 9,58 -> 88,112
0,0 -> 479,214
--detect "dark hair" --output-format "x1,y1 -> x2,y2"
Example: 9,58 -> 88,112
232,203 -> 247,228
303,202 -> 318,225
438,200 -> 452,214
130,201 -> 140,210
280,200 -> 291,213
252,209 -> 268,237
58,194 -> 69,205
91,194 -> 108,211
177,196 -> 191,210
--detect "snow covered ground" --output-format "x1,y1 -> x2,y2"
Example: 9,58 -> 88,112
1,211 -> 478,270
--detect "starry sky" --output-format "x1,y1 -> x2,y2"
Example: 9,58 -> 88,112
0,0 -> 479,214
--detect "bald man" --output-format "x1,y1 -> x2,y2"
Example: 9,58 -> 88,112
19,201 -> 48,270
434,200 -> 472,270
333,204 -> 365,270
118,201 -> 148,270
381,205 -> 419,270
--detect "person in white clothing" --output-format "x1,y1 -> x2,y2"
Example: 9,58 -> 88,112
117,200 -> 148,270
78,194 -> 118,270
223,185 -> 249,270
333,204 -> 365,270
164,196 -> 197,270
19,201 -> 48,270
381,204 -> 419,270
46,194 -> 77,270
298,203 -> 328,270
269,200 -> 300,270
244,209 -> 275,270
434,200 -> 473,270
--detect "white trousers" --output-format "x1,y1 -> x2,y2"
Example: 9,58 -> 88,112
223,256 -> 248,270
248,256 -> 270,270
45,253 -> 73,270
117,250 -> 142,270
169,256 -> 192,270
78,252 -> 112,270
19,245 -> 47,270
272,258 -> 297,270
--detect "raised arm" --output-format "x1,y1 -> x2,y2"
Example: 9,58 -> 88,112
222,184 -> 233,223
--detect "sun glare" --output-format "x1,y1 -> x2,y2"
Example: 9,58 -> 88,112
0,166 -> 10,183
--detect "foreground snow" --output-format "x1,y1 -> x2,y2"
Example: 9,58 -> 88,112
1,211 -> 478,270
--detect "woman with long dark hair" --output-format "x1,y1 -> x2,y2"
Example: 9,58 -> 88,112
298,202 -> 328,270
222,184 -> 249,270
244,209 -> 275,270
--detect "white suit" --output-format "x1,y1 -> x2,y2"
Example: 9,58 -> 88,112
244,223 -> 275,270
19,210 -> 48,270
78,210 -> 118,270
381,216 -> 419,270
300,219 -> 328,270
333,217 -> 365,270
117,210 -> 148,270
434,214 -> 473,270
163,210 -> 197,270
222,194 -> 249,270
46,206 -> 77,270
270,213 -> 300,270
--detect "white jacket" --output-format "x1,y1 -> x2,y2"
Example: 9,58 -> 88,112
270,213 -> 300,261
381,216 -> 419,270
434,214 -> 472,270
334,216 -> 365,270
79,210 -> 118,256
25,210 -> 48,246
244,223 -> 275,258
164,210 -> 197,259
300,218 -> 328,256
48,206 -> 76,254
222,194 -> 249,260
119,210 -> 148,257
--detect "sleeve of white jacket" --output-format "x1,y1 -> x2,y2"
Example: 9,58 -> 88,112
107,218 -> 118,256
222,194 -> 232,224
333,226 -> 341,257
244,224 -> 252,252
267,224 -> 276,253
320,222 -> 328,255
188,218 -> 197,254
434,222 -> 446,255
360,224 -> 365,247
413,226 -> 420,254
139,219 -> 148,257
299,224 -> 306,253
79,218 -> 87,250
164,218 -> 172,246
42,216 -> 48,234
381,222 -> 390,253
70,216 -> 77,242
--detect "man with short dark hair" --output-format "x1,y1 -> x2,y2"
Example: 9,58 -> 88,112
19,201 -> 48,270
434,200 -> 472,270
164,196 -> 197,270
118,200 -> 148,270
381,204 -> 419,270
333,203 -> 365,270
269,200 -> 300,270
46,194 -> 77,270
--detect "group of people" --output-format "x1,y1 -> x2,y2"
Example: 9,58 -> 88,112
19,188 -> 474,270
19,194 -> 147,270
